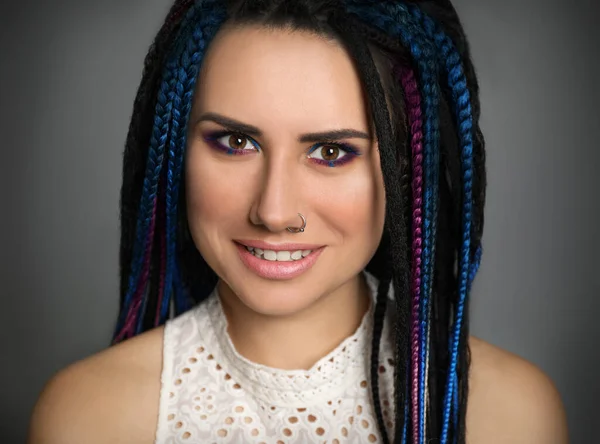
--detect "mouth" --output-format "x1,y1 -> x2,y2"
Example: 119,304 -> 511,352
234,241 -> 325,280
242,245 -> 314,262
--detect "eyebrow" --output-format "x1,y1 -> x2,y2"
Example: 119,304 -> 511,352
194,112 -> 371,142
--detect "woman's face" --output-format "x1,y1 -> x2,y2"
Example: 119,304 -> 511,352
185,25 -> 386,316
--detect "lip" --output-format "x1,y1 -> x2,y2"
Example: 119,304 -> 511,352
234,239 -> 324,252
235,241 -> 325,280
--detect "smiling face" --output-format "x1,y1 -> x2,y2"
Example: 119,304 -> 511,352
185,25 -> 386,316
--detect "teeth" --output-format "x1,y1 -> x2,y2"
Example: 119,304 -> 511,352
245,246 -> 312,261
292,250 -> 306,260
276,251 -> 291,261
263,250 -> 277,261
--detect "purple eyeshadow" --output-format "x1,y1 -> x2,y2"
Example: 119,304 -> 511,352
203,130 -> 361,166
307,142 -> 361,167
203,130 -> 258,156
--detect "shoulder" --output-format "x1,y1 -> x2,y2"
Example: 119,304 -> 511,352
467,336 -> 568,444
27,326 -> 165,444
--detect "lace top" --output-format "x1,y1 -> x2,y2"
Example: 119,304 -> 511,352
154,272 -> 396,443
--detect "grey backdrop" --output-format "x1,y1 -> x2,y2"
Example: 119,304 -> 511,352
1,0 -> 598,443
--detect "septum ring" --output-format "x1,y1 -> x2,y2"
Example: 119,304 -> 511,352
286,213 -> 306,233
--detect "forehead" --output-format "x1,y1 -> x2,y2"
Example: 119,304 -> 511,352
194,25 -> 369,134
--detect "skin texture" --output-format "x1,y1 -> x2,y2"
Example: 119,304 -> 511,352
27,26 -> 569,444
185,26 -> 383,370
27,332 -> 569,444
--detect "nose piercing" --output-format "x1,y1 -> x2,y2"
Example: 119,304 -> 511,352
286,213 -> 306,233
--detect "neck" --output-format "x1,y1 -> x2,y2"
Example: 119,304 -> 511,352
217,274 -> 371,370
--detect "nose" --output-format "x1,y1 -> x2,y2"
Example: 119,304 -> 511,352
250,158 -> 303,233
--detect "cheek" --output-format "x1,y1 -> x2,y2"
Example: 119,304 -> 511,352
184,148 -> 251,235
185,141 -> 386,254
317,157 -> 386,249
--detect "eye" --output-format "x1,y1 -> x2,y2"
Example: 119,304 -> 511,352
307,142 -> 359,167
203,130 -> 260,155
216,133 -> 257,152
309,145 -> 344,161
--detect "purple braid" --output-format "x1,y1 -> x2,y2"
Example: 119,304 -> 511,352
134,199 -> 159,333
399,65 -> 426,443
114,199 -> 158,341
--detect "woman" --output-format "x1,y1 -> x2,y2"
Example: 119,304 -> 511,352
28,0 -> 568,443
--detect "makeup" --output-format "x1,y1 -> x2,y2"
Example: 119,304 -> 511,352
234,241 -> 325,280
203,130 -> 260,156
203,130 -> 361,167
307,141 -> 361,167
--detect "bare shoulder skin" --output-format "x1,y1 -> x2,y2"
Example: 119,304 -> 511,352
27,333 -> 568,444
27,327 -> 165,444
467,337 -> 569,444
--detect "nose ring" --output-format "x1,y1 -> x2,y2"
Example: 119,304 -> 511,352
287,213 -> 306,233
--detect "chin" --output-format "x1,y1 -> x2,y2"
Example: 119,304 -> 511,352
239,282 -> 321,317
220,267 -> 323,317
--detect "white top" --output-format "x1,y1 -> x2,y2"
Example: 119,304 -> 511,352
154,272 -> 396,443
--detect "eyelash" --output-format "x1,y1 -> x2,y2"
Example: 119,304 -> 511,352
203,131 -> 261,156
202,130 -> 361,167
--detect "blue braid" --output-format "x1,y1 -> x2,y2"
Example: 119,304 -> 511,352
449,250 -> 481,444
407,7 -> 476,444
162,2 -> 227,320
452,366 -> 459,444
135,284 -> 150,334
419,99 -> 439,444
416,9 -> 440,443
116,58 -> 175,335
376,10 -> 441,444
347,4 -> 440,443
450,245 -> 482,433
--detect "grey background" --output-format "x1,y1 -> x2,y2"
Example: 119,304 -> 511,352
1,0 -> 598,442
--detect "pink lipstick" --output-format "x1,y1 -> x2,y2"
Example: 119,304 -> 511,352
234,241 -> 325,280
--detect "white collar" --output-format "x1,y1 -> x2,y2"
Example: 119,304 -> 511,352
201,271 -> 382,407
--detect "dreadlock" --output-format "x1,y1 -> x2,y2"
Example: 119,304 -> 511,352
113,1 -> 487,443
